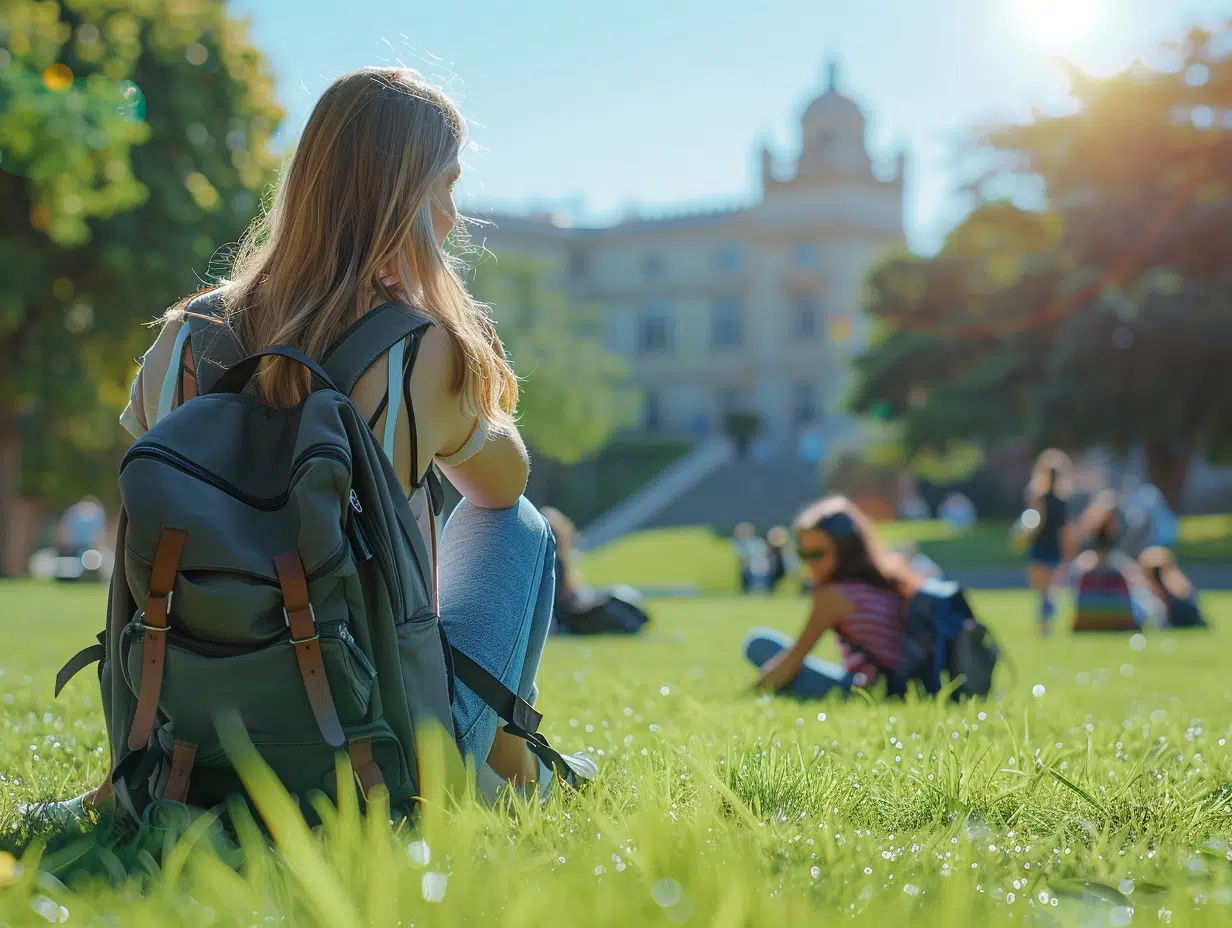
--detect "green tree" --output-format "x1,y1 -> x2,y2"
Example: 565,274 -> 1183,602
468,252 -> 637,465
850,22 -> 1232,506
0,0 -> 281,570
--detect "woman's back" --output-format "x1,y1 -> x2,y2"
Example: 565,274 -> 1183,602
830,581 -> 903,681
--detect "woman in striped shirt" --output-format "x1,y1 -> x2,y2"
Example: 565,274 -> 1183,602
745,496 -> 919,697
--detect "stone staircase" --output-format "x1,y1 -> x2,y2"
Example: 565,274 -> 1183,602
640,453 -> 822,533
578,437 -> 734,549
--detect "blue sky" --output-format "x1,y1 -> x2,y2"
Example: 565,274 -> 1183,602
230,0 -> 1231,253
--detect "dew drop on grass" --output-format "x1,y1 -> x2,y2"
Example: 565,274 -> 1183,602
1032,684 -> 1046,698
421,871 -> 448,903
407,839 -> 431,866
651,878 -> 682,907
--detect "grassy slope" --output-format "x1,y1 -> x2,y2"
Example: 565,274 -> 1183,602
580,515 -> 1232,593
1,580 -> 1231,925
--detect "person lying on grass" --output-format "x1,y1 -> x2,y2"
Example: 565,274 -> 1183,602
745,496 -> 922,698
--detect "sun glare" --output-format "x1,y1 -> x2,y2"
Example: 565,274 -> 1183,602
1013,0 -> 1104,47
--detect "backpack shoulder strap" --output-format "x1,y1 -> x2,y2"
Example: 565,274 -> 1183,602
322,302 -> 434,397
184,289 -> 246,395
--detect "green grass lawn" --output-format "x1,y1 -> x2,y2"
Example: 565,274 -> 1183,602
580,516 -> 1232,593
2,580 -> 1232,925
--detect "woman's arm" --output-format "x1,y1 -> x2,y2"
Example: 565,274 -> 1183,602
756,587 -> 849,690
409,326 -> 529,509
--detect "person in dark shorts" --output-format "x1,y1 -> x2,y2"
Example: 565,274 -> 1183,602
1023,450 -> 1073,636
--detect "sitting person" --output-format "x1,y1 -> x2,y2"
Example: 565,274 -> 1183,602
765,525 -> 795,592
744,496 -> 919,698
1071,498 -> 1140,632
542,506 -> 648,635
541,506 -> 581,623
733,521 -> 771,594
1139,546 -> 1207,629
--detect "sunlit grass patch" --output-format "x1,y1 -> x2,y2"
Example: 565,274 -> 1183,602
1,582 -> 1231,925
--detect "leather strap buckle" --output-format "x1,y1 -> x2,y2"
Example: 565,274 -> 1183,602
283,605 -> 319,644
142,590 -> 173,621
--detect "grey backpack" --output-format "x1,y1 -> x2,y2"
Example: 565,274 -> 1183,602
57,297 -> 555,820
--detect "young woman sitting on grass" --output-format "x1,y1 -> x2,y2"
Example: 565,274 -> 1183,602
745,496 -> 921,698
1070,493 -> 1144,632
45,67 -> 593,823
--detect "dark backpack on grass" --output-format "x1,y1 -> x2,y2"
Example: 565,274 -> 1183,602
887,579 -> 999,699
56,298 -> 554,821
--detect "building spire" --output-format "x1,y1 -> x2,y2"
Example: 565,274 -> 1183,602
826,56 -> 839,93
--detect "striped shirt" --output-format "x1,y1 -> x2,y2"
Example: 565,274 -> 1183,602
1073,564 -> 1136,631
832,582 -> 905,683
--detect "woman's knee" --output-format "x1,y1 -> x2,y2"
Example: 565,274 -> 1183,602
743,627 -> 786,665
443,497 -> 553,554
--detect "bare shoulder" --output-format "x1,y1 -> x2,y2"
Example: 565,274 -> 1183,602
813,584 -> 853,618
409,324 -> 458,400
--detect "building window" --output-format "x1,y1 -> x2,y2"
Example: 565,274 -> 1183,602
643,251 -> 665,277
791,292 -> 818,340
792,241 -> 818,268
568,247 -> 588,279
637,303 -> 673,356
710,295 -> 744,350
643,391 -> 663,432
715,243 -> 742,272
793,382 -> 818,426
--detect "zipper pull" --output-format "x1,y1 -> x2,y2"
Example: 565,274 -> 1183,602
349,489 -> 363,513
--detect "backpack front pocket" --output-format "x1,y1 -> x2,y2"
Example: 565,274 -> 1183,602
121,617 -> 377,745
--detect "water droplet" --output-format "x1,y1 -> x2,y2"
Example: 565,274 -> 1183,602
1032,684 -> 1046,698
421,871 -> 448,903
660,685 -> 671,696
652,878 -> 683,907
1130,633 -> 1147,651
811,866 -> 821,879
407,839 -> 430,866
1110,905 -> 1133,927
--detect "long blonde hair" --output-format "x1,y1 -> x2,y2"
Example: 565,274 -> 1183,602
207,67 -> 516,423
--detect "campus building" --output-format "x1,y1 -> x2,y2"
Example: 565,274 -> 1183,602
477,60 -> 906,456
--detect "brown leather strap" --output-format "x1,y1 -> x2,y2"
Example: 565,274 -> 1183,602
127,527 -> 187,751
274,551 -> 346,748
163,739 -> 197,803
347,739 -> 385,798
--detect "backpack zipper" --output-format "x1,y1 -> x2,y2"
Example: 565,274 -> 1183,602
346,486 -> 405,621
348,490 -> 374,562
121,443 -> 351,511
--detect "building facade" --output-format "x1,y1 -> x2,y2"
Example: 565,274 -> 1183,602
477,62 -> 905,454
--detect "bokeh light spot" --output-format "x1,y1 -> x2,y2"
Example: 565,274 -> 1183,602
42,64 -> 74,92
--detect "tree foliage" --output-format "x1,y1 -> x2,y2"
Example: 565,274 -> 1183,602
469,252 -> 637,465
0,0 -> 282,566
849,22 -> 1232,506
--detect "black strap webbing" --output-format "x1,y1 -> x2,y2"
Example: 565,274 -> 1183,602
55,640 -> 105,697
449,646 -> 543,738
321,303 -> 433,397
